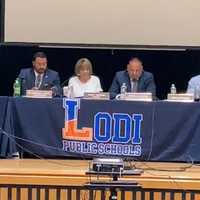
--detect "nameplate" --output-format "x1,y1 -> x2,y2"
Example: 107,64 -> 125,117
119,92 -> 152,101
167,93 -> 194,102
83,92 -> 110,100
25,89 -> 53,98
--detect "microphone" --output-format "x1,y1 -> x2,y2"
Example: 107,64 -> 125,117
61,79 -> 69,87
43,83 -> 61,97
43,83 -> 51,90
18,75 -> 25,82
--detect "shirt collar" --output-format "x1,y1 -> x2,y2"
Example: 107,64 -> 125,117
34,70 -> 44,78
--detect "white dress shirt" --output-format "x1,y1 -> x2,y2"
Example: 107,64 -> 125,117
34,71 -> 44,88
68,75 -> 103,98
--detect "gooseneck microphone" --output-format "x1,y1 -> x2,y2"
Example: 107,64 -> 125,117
61,79 -> 69,87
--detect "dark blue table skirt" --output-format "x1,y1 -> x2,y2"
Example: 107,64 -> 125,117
0,96 -> 16,157
7,97 -> 200,162
79,100 -> 200,162
10,97 -> 66,157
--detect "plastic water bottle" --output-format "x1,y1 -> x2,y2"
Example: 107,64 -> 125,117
13,78 -> 21,96
120,83 -> 127,94
119,83 -> 127,100
170,84 -> 176,94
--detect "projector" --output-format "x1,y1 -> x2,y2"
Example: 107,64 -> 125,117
92,158 -> 124,172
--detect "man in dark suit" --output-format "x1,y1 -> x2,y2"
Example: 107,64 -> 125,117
109,57 -> 156,99
18,52 -> 62,96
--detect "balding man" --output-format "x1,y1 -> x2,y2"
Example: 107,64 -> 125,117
109,57 -> 156,99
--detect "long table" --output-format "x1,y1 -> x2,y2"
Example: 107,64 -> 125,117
2,97 -> 200,162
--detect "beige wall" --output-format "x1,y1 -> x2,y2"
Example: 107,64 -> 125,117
5,0 -> 200,46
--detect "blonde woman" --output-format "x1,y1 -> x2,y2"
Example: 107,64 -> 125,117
64,58 -> 102,98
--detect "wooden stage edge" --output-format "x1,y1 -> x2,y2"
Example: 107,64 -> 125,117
0,159 -> 200,190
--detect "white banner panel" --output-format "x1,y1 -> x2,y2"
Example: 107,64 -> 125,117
4,0 -> 200,46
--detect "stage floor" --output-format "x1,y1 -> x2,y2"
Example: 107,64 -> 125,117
1,159 -> 200,200
0,159 -> 199,190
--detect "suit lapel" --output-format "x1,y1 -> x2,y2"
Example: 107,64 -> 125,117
125,71 -> 131,92
29,69 -> 36,88
137,71 -> 144,92
41,70 -> 49,89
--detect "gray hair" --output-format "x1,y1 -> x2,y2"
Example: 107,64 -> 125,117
74,58 -> 93,76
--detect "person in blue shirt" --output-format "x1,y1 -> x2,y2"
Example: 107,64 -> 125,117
187,75 -> 200,99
